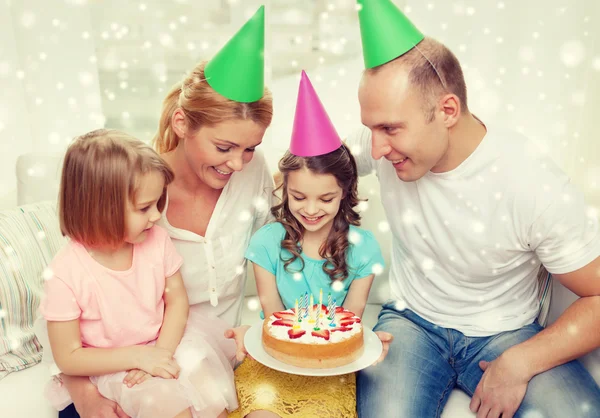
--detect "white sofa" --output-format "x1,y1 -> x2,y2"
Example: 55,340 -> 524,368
1,153 -> 599,418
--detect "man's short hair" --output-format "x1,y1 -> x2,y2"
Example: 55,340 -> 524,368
367,37 -> 468,122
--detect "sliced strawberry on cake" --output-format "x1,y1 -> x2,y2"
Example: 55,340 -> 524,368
272,319 -> 294,327
287,328 -> 306,339
340,317 -> 361,327
335,311 -> 355,321
311,329 -> 330,341
273,311 -> 295,321
330,326 -> 352,333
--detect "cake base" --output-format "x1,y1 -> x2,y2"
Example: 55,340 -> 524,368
262,320 -> 364,369
263,343 -> 364,369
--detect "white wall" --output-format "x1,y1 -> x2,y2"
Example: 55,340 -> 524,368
0,0 -> 104,209
404,0 -> 600,207
2,0 -> 598,211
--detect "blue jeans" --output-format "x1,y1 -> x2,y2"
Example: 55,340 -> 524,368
357,303 -> 600,418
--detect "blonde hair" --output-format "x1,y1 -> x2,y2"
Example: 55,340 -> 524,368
367,37 -> 468,122
59,129 -> 174,248
153,61 -> 273,153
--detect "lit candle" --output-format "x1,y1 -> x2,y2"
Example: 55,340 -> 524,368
309,294 -> 315,323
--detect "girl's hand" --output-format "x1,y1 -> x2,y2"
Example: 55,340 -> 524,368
372,331 -> 394,365
224,325 -> 251,362
134,346 -> 180,379
123,369 -> 152,387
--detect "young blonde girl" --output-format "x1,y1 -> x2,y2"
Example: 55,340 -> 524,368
41,130 -> 236,418
231,143 -> 385,418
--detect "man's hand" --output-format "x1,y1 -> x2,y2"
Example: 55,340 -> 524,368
123,369 -> 152,388
224,325 -> 251,362
73,389 -> 130,418
372,331 -> 394,365
469,351 -> 532,418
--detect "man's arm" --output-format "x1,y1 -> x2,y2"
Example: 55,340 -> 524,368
508,256 -> 600,376
470,256 -> 600,418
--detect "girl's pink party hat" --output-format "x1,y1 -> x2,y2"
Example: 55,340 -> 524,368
289,71 -> 342,157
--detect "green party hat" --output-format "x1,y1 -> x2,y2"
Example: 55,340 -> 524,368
205,6 -> 265,102
356,0 -> 424,69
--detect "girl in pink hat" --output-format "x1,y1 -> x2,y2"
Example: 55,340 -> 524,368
228,71 -> 388,418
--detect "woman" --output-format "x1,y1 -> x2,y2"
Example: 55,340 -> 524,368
43,8 -> 274,418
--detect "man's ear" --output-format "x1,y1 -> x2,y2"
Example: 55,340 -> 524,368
439,93 -> 460,128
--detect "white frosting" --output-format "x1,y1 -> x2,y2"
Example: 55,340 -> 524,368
266,308 -> 362,345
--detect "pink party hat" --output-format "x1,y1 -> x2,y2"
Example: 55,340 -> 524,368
289,71 -> 342,157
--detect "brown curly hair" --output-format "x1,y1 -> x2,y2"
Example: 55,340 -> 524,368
271,144 -> 362,282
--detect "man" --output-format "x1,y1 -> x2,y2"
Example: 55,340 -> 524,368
351,1 -> 600,417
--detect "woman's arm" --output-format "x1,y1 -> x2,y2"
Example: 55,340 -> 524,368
253,263 -> 285,318
61,375 -> 129,418
47,320 -> 178,377
342,274 -> 375,318
224,264 -> 283,363
155,270 -> 190,354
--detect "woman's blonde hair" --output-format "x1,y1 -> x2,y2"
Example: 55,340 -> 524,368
59,129 -> 174,248
153,61 -> 273,153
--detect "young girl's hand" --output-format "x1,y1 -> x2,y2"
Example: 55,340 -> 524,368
123,369 -> 152,387
224,325 -> 251,362
372,331 -> 394,365
134,346 -> 181,379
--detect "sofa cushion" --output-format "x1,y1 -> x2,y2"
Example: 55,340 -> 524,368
0,201 -> 65,379
0,363 -> 56,417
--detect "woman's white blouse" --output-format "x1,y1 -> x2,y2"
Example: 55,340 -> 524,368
157,150 -> 274,327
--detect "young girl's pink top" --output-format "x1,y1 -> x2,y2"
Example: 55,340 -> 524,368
40,225 -> 183,348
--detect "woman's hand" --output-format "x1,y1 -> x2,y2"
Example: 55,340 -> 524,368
224,325 -> 251,362
372,331 -> 394,365
123,369 -> 152,387
62,375 -> 130,418
134,346 -> 180,379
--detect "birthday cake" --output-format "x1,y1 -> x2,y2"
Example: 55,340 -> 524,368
262,292 -> 364,369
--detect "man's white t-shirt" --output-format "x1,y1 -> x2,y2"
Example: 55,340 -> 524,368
347,124 -> 600,336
